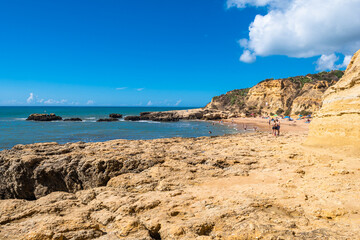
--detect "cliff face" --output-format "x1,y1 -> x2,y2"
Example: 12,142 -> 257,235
307,50 -> 360,150
206,71 -> 342,116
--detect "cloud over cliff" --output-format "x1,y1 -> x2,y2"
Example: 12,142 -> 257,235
228,0 -> 360,69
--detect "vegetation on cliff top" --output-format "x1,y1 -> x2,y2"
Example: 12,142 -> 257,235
213,88 -> 250,107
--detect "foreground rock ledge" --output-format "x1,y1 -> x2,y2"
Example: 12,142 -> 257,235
1,132 -> 359,239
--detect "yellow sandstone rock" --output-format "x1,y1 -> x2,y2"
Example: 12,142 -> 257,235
307,49 -> 360,151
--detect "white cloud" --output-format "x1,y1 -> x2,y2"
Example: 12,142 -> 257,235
227,0 -> 281,8
44,99 -> 55,104
315,54 -> 353,71
229,0 -> 360,68
175,100 -> 182,106
315,54 -> 338,71
26,93 -> 34,103
337,55 -> 352,69
240,50 -> 256,63
116,87 -> 127,90
87,100 -> 94,105
25,93 -> 72,105
147,100 -> 153,106
137,88 -> 144,91
44,99 -> 68,105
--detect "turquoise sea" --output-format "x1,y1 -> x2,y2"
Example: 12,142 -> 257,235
0,107 -> 239,150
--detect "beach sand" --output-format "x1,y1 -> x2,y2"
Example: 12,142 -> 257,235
0,128 -> 359,239
223,117 -> 310,133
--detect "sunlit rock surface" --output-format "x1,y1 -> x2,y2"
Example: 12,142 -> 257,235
307,49 -> 360,151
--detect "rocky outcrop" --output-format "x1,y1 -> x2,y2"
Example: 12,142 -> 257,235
307,50 -> 360,150
109,113 -> 123,118
291,80 -> 334,114
63,118 -> 82,121
124,115 -> 141,121
139,112 -> 180,122
205,71 -> 343,116
97,118 -> 119,122
1,133 -> 360,239
124,109 -> 234,122
0,141 -> 161,200
26,113 -> 62,121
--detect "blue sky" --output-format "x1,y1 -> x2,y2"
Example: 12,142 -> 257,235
0,0 -> 358,107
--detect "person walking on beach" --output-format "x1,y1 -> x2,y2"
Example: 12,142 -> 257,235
272,120 -> 277,136
276,119 -> 281,136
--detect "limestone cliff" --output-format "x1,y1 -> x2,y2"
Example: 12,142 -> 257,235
307,50 -> 360,150
205,71 -> 343,116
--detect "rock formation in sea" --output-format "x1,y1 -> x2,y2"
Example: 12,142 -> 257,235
307,49 -> 360,151
63,118 -> 83,121
124,109 -> 233,122
97,118 -> 119,122
109,113 -> 123,118
26,113 -> 62,121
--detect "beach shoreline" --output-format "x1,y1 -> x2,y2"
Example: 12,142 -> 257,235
221,116 -> 310,134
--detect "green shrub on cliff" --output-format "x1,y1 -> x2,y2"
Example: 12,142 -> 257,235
276,108 -> 284,115
298,77 -> 313,88
225,88 -> 250,105
332,70 -> 344,79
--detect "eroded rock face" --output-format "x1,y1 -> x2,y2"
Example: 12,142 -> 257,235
307,50 -> 360,150
0,141 -> 160,200
205,71 -> 343,116
291,80 -> 335,114
1,133 -> 360,239
26,113 -> 62,121
246,79 -> 298,113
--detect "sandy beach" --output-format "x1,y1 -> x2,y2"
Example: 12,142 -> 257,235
223,117 -> 310,133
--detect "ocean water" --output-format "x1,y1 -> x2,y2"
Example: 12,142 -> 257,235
0,107 -> 239,150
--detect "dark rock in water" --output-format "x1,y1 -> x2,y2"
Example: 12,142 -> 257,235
109,113 -> 123,118
97,118 -> 119,122
140,112 -> 151,116
63,118 -> 82,122
124,116 -> 141,121
26,113 -> 62,121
